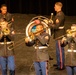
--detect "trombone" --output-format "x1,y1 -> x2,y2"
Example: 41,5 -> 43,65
55,29 -> 76,40
7,36 -> 25,50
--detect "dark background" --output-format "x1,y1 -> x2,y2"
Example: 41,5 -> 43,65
0,0 -> 75,16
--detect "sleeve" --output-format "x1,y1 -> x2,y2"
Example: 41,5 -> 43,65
50,13 -> 65,29
74,38 -> 76,43
8,25 -> 15,41
7,13 -> 14,28
61,37 -> 68,47
8,13 -> 13,22
61,41 -> 68,47
36,33 -> 50,45
25,40 -> 35,47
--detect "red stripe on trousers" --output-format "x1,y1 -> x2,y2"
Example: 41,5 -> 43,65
58,40 -> 63,69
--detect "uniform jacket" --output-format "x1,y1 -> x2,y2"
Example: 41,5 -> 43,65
26,32 -> 50,61
0,12 -> 13,27
50,11 -> 65,39
61,37 -> 76,66
0,27 -> 14,57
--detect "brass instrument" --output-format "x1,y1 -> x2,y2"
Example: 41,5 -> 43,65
55,29 -> 76,40
27,29 -> 46,41
2,27 -> 10,35
8,16 -> 51,50
7,37 -> 25,50
0,27 -> 10,40
48,13 -> 54,24
7,41 -> 14,50
66,29 -> 76,34
0,27 -> 12,51
0,20 -> 11,38
0,20 -> 14,51
25,16 -> 51,42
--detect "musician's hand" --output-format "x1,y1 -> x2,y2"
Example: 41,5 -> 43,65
45,36 -> 49,40
0,32 -> 3,39
12,18 -> 14,22
25,37 -> 29,43
35,33 -> 40,36
49,19 -> 53,24
61,37 -> 66,43
11,31 -> 15,35
56,19 -> 59,24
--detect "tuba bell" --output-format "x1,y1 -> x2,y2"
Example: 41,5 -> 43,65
25,16 -> 51,42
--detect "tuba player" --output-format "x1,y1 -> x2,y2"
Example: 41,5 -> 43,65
25,24 -> 50,75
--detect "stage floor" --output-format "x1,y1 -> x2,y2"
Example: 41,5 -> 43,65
0,14 -> 76,75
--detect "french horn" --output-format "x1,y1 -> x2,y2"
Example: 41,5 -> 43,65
25,16 -> 51,42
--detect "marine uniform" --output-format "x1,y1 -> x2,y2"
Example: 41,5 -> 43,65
0,25 -> 15,75
26,31 -> 50,75
61,36 -> 76,75
50,11 -> 65,69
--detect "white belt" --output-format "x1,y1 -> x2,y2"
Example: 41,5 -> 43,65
67,49 -> 76,52
34,46 -> 48,49
59,26 -> 64,29
0,41 -> 14,45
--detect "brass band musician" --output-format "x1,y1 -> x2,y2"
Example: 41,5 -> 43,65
49,2 -> 65,70
25,22 -> 50,75
61,24 -> 76,75
0,4 -> 14,28
0,19 -> 15,75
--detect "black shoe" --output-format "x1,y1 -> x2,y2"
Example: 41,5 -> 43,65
55,67 -> 65,70
10,70 -> 15,75
53,64 -> 58,67
49,56 -> 53,60
49,57 -> 53,60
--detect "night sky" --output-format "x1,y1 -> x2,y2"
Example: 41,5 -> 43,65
0,0 -> 76,16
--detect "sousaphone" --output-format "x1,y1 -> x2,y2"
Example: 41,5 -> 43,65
25,16 -> 51,42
